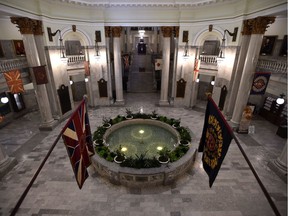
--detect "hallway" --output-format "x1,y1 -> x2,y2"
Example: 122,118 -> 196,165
0,92 -> 286,216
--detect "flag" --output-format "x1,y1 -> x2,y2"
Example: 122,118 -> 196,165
32,66 -> 48,85
193,58 -> 201,81
4,70 -> 24,94
61,99 -> 94,189
250,72 -> 271,95
155,59 -> 162,70
198,96 -> 233,187
84,61 -> 90,76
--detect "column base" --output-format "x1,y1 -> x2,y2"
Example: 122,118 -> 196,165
0,156 -> 17,179
158,100 -> 170,106
268,159 -> 287,183
114,100 -> 125,106
227,120 -> 239,131
39,119 -> 59,131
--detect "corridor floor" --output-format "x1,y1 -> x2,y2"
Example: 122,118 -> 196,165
0,93 -> 286,216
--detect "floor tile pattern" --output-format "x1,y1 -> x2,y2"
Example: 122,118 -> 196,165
0,93 -> 286,216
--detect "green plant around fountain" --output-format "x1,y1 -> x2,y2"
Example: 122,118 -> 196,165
93,110 -> 192,168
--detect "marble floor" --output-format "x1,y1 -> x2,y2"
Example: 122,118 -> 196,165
0,92 -> 287,216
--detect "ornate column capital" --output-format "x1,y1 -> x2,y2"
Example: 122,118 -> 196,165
174,26 -> 179,38
33,20 -> 43,35
250,16 -> 275,34
161,27 -> 174,37
10,17 -> 36,34
242,19 -> 252,35
111,27 -> 122,37
105,26 -> 112,37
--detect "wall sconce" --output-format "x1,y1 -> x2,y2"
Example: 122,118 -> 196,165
138,28 -> 145,39
85,77 -> 89,83
276,93 -> 285,105
95,31 -> 101,58
47,27 -> 66,58
69,80 -> 74,85
196,74 -> 200,83
218,27 -> 238,59
183,41 -> 189,59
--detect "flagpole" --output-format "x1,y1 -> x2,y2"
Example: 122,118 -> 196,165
10,99 -> 86,216
231,132 -> 281,216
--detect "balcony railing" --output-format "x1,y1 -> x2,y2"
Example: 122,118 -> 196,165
256,59 -> 287,74
0,58 -> 29,73
67,55 -> 85,65
199,55 -> 218,64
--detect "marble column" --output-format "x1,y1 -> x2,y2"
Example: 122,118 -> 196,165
33,20 -> 60,120
231,16 -> 275,125
0,140 -> 17,178
225,20 -> 251,119
105,27 -> 114,104
11,17 -> 57,130
268,143 -> 287,182
112,26 -> 124,105
159,27 -> 173,106
170,27 -> 179,105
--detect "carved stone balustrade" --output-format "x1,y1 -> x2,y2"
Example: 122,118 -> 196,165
0,57 -> 29,73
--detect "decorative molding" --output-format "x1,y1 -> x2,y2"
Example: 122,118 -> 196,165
51,0 -> 238,8
250,16 -> 275,34
161,26 -> 173,37
105,26 -> 112,37
10,17 -> 36,34
242,19 -> 252,35
33,20 -> 43,35
111,26 -> 122,37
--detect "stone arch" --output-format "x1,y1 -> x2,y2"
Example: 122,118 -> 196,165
56,26 -> 92,46
192,26 -> 224,46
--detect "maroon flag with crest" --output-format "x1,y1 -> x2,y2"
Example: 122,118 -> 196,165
61,99 -> 94,189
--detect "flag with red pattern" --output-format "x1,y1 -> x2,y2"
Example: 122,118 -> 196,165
62,99 -> 94,189
4,70 -> 24,94
193,59 -> 201,81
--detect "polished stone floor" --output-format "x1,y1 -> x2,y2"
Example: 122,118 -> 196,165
0,93 -> 287,216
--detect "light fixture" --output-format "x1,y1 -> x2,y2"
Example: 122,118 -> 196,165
138,28 -> 145,39
210,76 -> 215,86
276,93 -> 285,105
47,27 -> 66,58
85,77 -> 89,82
183,41 -> 189,59
70,80 -> 73,85
0,96 -> 9,104
218,27 -> 238,59
157,146 -> 163,151
196,74 -> 200,83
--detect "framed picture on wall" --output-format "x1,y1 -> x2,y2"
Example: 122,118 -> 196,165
279,35 -> 287,56
13,40 -> 26,56
260,36 -> 277,56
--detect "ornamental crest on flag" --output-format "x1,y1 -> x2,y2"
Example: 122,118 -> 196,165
203,115 -> 223,169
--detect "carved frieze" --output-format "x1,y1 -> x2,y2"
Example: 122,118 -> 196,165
33,20 -> 43,35
242,19 -> 252,35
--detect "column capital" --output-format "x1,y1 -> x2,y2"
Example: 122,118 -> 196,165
250,16 -> 275,34
174,26 -> 179,38
10,17 -> 36,34
33,20 -> 43,35
242,19 -> 252,35
161,26 -> 174,37
105,26 -> 112,37
111,26 -> 122,37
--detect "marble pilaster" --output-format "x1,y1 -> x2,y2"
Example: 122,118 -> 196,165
105,27 -> 114,104
11,17 -> 57,130
159,27 -> 173,106
170,27 -> 179,105
225,20 -> 251,119
112,27 -> 124,105
231,16 -> 275,125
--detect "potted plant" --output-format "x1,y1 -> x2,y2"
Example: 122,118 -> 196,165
150,110 -> 158,120
114,145 -> 126,163
179,139 -> 190,146
93,138 -> 104,146
125,108 -> 133,119
158,147 -> 170,164
102,117 -> 111,128
172,118 -> 181,128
